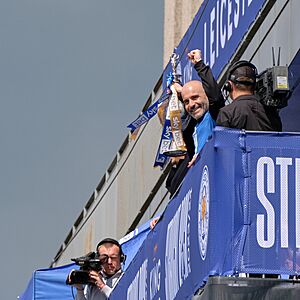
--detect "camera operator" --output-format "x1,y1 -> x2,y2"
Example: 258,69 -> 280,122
68,238 -> 125,300
217,60 -> 282,131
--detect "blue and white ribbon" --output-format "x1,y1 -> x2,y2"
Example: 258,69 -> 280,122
127,93 -> 170,132
153,117 -> 172,168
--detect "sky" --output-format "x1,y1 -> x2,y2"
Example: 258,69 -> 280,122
0,1 -> 163,298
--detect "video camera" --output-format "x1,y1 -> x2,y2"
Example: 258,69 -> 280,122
256,66 -> 290,108
66,251 -> 105,285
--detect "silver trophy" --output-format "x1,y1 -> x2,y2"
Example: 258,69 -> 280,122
162,51 -> 187,157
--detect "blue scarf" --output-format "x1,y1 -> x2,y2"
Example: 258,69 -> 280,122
193,112 -> 215,154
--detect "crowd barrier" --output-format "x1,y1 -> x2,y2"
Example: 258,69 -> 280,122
110,127 -> 300,299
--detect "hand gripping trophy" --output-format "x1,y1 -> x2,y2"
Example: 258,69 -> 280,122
162,52 -> 187,157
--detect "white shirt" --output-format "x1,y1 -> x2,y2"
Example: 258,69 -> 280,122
75,270 -> 123,300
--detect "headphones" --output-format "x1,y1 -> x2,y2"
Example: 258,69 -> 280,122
223,60 -> 258,93
96,238 -> 126,264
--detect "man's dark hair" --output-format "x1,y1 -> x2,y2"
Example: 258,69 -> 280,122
223,60 -> 257,93
234,76 -> 256,93
96,238 -> 126,263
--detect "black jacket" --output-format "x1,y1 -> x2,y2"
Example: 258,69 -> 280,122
195,60 -> 282,131
165,60 -> 225,197
194,60 -> 225,120
216,94 -> 282,131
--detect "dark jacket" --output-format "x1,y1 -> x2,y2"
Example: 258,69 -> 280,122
194,60 -> 225,120
216,94 -> 282,131
166,60 -> 225,197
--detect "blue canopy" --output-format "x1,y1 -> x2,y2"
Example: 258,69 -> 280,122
19,263 -> 78,300
19,219 -> 152,299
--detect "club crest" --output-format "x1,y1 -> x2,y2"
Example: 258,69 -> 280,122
198,165 -> 210,260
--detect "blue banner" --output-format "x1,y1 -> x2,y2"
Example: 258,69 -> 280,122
241,133 -> 300,274
129,0 -> 271,132
163,0 -> 270,88
110,128 -> 300,300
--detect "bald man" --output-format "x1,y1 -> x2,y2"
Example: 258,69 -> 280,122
164,50 -> 224,199
181,81 -> 209,121
180,81 -> 214,166
180,50 -> 225,166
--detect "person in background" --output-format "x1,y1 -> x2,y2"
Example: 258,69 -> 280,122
68,238 -> 125,300
217,60 -> 282,131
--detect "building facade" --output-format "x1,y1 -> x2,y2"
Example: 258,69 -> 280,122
52,0 -> 300,269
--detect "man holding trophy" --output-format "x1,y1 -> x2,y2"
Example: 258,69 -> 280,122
180,49 -> 225,166
164,49 -> 224,197
151,49 -> 224,229
168,49 -> 224,168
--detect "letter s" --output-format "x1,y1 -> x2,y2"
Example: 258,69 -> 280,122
256,157 -> 275,248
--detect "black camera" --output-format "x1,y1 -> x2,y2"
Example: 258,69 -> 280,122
66,252 -> 104,285
256,66 -> 290,108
